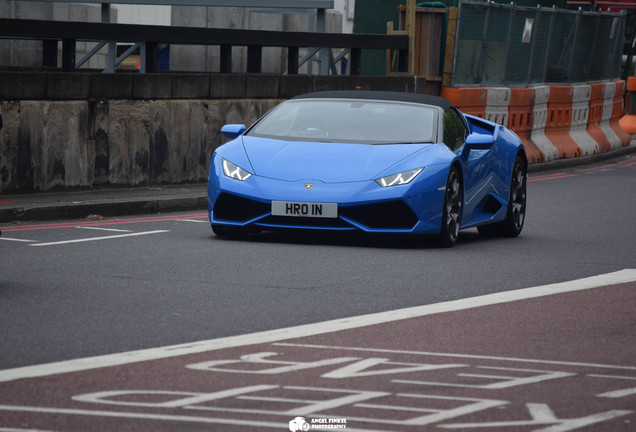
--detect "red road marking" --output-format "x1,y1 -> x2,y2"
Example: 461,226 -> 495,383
0,213 -> 208,232
528,155 -> 635,182
528,173 -> 578,182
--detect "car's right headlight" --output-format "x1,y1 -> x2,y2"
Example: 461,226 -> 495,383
222,159 -> 252,181
375,168 -> 423,187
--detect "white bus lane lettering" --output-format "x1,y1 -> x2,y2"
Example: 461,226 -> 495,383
65,348 -> 634,430
321,357 -> 466,379
185,352 -> 360,374
439,403 -> 632,431
393,366 -> 577,390
588,374 -> 636,398
71,385 -> 507,427
186,352 -> 574,390
186,352 -> 466,377
72,385 -> 278,408
349,394 -> 508,426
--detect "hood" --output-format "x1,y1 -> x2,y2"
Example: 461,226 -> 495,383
242,136 -> 432,183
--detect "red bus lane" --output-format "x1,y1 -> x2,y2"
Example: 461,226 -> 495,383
0,270 -> 634,432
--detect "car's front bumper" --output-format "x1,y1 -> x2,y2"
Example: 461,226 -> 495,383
207,160 -> 450,235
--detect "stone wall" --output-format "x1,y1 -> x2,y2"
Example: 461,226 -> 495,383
0,72 -> 439,192
0,98 -> 277,191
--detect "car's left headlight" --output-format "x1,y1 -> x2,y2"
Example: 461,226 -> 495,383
375,168 -> 423,187
222,159 -> 252,181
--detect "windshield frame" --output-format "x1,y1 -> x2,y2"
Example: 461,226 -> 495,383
245,98 -> 441,145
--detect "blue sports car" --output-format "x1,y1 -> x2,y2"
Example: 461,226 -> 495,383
207,91 -> 527,246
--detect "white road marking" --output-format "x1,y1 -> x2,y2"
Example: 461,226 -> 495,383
589,374 -> 636,398
438,403 -> 632,430
0,237 -> 37,243
0,269 -> 634,383
75,227 -> 132,233
28,230 -> 169,247
0,405 -> 291,431
176,219 -> 207,223
393,367 -> 577,390
0,427 -> 58,432
0,403 -> 385,432
276,343 -> 636,372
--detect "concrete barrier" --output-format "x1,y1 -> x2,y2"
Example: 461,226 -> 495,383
602,81 -> 624,150
544,86 -> 582,158
440,87 -> 487,118
569,84 -> 599,156
508,88 -> 544,164
444,81 -> 631,163
612,79 -> 632,147
587,82 -> 612,153
529,86 -> 559,162
484,87 -> 509,126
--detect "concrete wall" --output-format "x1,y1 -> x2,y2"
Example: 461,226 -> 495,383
0,98 -> 276,191
0,72 -> 439,192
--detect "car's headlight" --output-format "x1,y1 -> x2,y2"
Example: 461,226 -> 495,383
375,168 -> 423,187
222,159 -> 252,181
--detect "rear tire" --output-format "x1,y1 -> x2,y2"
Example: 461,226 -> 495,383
437,166 -> 463,247
478,155 -> 527,238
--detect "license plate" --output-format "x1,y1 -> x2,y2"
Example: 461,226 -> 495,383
271,201 -> 338,218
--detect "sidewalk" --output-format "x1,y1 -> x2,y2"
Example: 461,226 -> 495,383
0,183 -> 207,223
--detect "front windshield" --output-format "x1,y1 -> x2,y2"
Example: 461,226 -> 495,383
246,99 -> 438,144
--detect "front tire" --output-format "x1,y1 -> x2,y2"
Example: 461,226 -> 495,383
437,166 -> 463,247
478,155 -> 527,238
212,224 -> 248,238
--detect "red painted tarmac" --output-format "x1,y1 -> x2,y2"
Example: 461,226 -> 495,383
0,272 -> 634,432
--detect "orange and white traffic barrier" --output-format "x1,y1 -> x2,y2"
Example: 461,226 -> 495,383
569,84 -> 599,156
618,77 -> 636,137
441,87 -> 487,119
601,81 -> 624,150
612,79 -> 631,146
508,87 -> 544,164
587,82 -> 612,153
544,85 -> 582,159
443,80 -> 631,163
484,87 -> 509,126
529,86 -> 559,161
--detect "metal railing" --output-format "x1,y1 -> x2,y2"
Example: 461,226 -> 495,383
2,0 -> 399,75
0,16 -> 408,75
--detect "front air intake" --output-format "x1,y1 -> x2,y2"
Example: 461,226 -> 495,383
213,193 -> 269,222
340,200 -> 418,229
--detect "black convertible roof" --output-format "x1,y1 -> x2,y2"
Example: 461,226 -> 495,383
292,90 -> 453,110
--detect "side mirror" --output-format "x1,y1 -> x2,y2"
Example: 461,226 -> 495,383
465,133 -> 495,150
221,124 -> 247,139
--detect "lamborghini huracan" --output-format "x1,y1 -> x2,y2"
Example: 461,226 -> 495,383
207,91 -> 527,246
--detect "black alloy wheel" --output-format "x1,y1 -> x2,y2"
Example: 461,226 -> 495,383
478,155 -> 527,238
438,166 -> 463,247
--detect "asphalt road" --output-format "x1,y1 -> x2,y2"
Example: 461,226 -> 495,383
1,155 -> 635,371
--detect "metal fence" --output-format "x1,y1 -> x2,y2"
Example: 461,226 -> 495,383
452,0 -> 626,86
